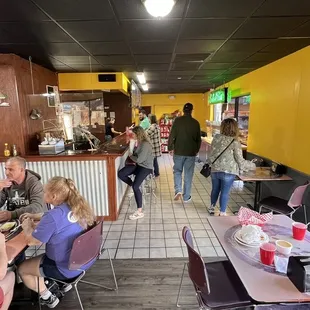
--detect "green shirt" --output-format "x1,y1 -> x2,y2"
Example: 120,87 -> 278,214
140,117 -> 150,130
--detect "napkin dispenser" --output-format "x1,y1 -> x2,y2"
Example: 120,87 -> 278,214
287,256 -> 310,292
271,161 -> 286,175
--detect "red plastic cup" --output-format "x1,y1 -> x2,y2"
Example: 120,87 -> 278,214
292,222 -> 307,241
260,243 -> 276,265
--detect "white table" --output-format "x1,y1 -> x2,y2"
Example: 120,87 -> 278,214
209,215 -> 310,304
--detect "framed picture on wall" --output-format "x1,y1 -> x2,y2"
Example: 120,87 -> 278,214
46,85 -> 55,107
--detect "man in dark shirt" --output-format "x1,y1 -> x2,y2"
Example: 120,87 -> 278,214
168,103 -> 201,203
0,157 -> 45,221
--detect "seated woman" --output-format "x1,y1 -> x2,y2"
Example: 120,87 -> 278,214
118,126 -> 153,220
18,177 -> 95,309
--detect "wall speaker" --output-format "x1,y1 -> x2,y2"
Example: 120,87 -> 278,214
98,74 -> 116,82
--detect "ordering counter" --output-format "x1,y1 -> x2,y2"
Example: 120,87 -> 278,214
0,134 -> 129,221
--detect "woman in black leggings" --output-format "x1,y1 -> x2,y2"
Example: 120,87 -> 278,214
118,126 -> 153,220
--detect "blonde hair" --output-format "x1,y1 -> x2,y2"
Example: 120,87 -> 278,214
220,118 -> 239,138
46,177 -> 95,228
132,126 -> 151,143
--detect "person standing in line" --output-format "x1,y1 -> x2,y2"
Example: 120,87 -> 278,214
207,118 -> 256,216
146,114 -> 161,177
118,126 -> 153,220
139,109 -> 150,130
105,118 -> 122,141
168,103 -> 201,203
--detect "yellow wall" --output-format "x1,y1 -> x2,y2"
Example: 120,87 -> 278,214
210,46 -> 310,175
141,93 -> 211,130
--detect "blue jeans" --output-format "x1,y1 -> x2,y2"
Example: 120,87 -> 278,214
153,157 -> 160,177
173,155 -> 196,201
211,172 -> 236,212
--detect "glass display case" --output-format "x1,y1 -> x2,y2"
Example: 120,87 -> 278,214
210,94 -> 250,145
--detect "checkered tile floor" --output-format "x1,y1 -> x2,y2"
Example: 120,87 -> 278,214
100,154 -> 255,260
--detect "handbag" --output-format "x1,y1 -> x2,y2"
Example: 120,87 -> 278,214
200,139 -> 234,178
125,156 -> 136,166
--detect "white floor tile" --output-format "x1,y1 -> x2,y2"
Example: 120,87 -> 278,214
133,248 -> 149,259
150,239 -> 165,248
116,248 -> 133,259
165,238 -> 181,247
166,247 -> 184,258
150,248 -> 166,258
134,239 -> 150,248
199,247 -> 217,257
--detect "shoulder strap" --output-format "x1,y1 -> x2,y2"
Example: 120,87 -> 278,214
211,138 -> 235,165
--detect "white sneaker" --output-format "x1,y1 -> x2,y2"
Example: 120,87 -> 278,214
219,212 -> 227,216
174,192 -> 182,201
183,196 -> 192,203
129,211 -> 144,220
208,205 -> 215,215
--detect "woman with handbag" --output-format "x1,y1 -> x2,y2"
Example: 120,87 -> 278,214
118,126 -> 154,220
207,118 -> 256,216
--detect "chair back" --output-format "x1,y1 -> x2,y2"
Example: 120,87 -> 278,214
288,182 -> 310,208
182,226 -> 210,294
68,221 -> 103,271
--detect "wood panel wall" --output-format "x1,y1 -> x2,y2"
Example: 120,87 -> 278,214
102,92 -> 132,132
0,54 -> 58,155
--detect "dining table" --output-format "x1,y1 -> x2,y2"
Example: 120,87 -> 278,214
208,215 -> 310,305
6,230 -> 28,265
238,167 -> 292,212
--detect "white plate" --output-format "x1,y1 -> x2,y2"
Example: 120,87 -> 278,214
234,229 -> 269,247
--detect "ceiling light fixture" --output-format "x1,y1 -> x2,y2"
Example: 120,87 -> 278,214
143,0 -> 176,18
177,77 -> 182,80
137,72 -> 146,84
141,84 -> 149,91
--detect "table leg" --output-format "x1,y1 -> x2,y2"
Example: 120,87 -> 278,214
252,181 -> 261,212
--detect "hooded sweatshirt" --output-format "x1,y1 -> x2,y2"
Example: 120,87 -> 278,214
0,169 -> 45,219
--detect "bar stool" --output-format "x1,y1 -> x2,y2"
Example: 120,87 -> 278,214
128,173 -> 157,208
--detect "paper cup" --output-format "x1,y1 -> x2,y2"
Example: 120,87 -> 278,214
260,243 -> 276,265
292,222 -> 307,241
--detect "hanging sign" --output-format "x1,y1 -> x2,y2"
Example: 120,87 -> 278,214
209,87 -> 231,104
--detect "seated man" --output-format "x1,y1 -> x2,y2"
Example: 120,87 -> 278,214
0,157 -> 45,222
0,232 -> 15,310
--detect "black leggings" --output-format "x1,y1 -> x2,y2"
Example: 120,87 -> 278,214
118,165 -> 152,209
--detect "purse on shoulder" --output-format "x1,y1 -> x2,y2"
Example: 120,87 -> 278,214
200,139 -> 234,178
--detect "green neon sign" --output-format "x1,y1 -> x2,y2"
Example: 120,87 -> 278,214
209,88 -> 231,104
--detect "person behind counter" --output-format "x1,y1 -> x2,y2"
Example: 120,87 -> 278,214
0,157 -> 45,222
118,126 -> 153,220
18,177 -> 95,309
139,109 -> 150,130
207,118 -> 256,216
105,118 -> 122,141
146,114 -> 161,177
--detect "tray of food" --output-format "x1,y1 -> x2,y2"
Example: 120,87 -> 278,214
0,220 -> 22,242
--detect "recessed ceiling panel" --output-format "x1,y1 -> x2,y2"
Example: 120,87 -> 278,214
220,39 -> 272,53
122,20 -> 181,41
134,54 -> 172,64
187,0 -> 263,18
82,42 -> 131,55
254,0 -> 310,17
59,20 -> 123,41
233,17 -> 308,39
34,0 -> 114,20
130,41 -> 175,54
176,40 -> 224,54
181,19 -> 243,39
261,39 -> 310,53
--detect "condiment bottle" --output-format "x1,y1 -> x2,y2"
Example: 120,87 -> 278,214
4,143 -> 10,157
12,144 -> 17,156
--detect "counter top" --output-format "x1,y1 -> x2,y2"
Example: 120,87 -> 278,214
0,134 -> 129,162
201,136 -> 247,150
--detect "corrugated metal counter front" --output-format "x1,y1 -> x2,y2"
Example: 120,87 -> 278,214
0,139 -> 129,221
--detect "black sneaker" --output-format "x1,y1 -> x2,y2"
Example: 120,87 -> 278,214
208,205 -> 215,215
40,293 -> 59,308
